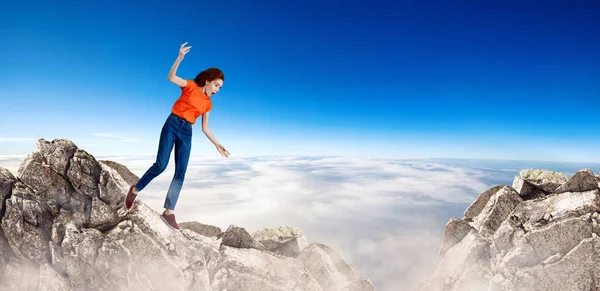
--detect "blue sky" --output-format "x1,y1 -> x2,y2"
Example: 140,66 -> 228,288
1,0 -> 599,161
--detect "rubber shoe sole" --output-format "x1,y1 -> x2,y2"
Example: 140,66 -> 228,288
161,213 -> 181,230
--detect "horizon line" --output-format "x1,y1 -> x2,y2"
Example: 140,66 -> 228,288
2,153 -> 600,165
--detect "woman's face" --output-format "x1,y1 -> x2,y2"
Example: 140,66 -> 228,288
205,79 -> 223,97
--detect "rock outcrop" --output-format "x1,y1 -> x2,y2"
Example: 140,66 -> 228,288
0,138 -> 374,291
419,168 -> 600,291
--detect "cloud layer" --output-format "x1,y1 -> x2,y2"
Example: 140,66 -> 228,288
2,154 -> 598,290
103,155 -> 507,290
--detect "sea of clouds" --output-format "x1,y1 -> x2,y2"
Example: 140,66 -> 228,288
1,154 -> 598,291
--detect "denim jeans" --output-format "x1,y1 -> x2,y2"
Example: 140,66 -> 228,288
135,113 -> 192,210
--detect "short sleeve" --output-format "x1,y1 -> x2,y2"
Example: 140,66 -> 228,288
181,80 -> 195,94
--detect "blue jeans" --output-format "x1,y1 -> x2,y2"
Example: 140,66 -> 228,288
135,113 -> 192,210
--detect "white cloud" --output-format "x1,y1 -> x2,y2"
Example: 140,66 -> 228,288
0,156 -> 23,175
107,155 -> 506,291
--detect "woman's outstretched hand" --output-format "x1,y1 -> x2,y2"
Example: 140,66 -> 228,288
216,144 -> 230,158
178,42 -> 191,59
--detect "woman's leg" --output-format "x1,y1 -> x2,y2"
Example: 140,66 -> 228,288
163,122 -> 192,211
135,118 -> 177,191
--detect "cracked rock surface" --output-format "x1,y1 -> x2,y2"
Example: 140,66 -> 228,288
0,138 -> 374,291
419,168 -> 600,291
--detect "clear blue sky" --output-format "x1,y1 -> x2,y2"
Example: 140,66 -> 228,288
1,0 -> 599,162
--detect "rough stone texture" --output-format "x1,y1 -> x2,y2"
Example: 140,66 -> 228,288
439,218 -> 475,256
179,221 -> 222,238
0,138 -> 374,291
555,168 -> 598,194
38,263 -> 77,291
251,226 -> 312,257
98,160 -> 140,186
252,226 -> 303,249
464,185 -> 505,219
512,176 -> 546,200
471,186 -> 523,237
272,233 -> 310,257
519,168 -> 568,193
297,243 -> 350,291
419,167 -> 600,291
220,225 -> 266,250
315,243 -> 357,279
0,168 -> 16,215
346,278 -> 376,291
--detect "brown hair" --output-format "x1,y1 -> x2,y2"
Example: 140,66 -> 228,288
194,68 -> 225,87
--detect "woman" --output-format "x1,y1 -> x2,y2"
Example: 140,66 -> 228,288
124,42 -> 230,230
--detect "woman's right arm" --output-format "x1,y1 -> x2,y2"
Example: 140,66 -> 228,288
168,42 -> 191,87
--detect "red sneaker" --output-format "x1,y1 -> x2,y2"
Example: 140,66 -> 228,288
125,185 -> 138,210
161,213 -> 181,230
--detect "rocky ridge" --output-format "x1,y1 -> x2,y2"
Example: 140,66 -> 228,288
418,167 -> 600,291
0,138 -> 374,291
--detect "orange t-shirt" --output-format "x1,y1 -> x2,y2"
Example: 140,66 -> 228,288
171,80 -> 212,124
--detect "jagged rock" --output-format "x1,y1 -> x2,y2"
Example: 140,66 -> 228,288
512,176 -> 536,197
471,185 -> 523,237
439,217 -> 475,256
519,168 -> 568,193
0,138 -> 374,291
14,139 -> 128,230
251,226 -> 313,258
17,150 -> 84,215
211,245 -> 323,291
179,221 -> 222,238
0,232 -> 11,282
277,234 -> 309,257
418,230 -> 489,291
220,225 -> 266,250
346,277 -> 376,291
252,226 -> 303,249
0,169 -> 15,284
419,168 -> 600,291
512,176 -> 546,200
464,185 -> 505,219
297,243 -> 349,291
2,185 -> 54,265
38,263 -> 77,291
555,168 -> 598,194
37,138 -> 78,175
315,243 -> 357,279
0,168 -> 15,214
99,160 -> 140,186
525,188 -> 546,200
510,189 -> 600,230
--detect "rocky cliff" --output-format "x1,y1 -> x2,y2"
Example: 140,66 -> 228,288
0,138 -> 374,291
418,167 -> 600,291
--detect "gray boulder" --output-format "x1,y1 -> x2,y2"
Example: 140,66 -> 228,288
252,226 -> 310,257
518,168 -> 568,193
555,168 -> 598,194
219,225 -> 266,250
179,221 -> 222,238
419,167 -> 600,291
